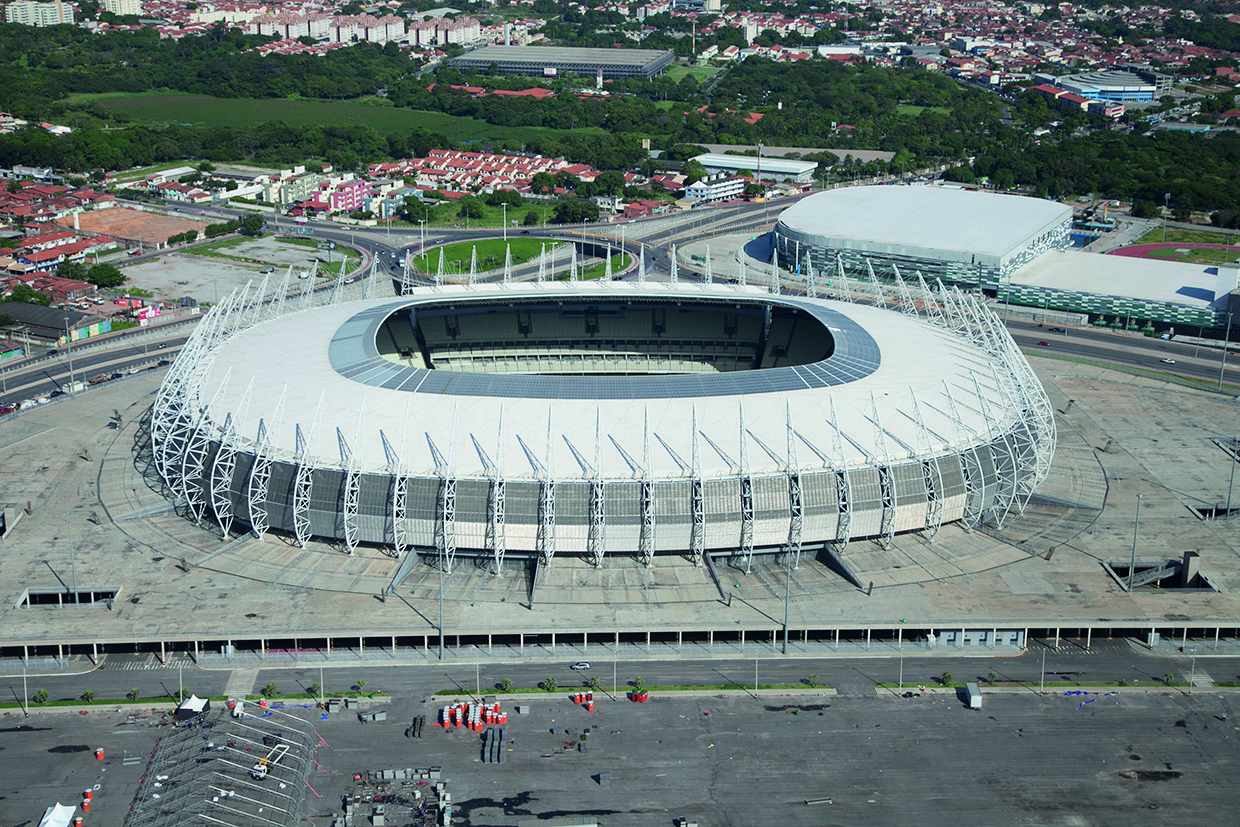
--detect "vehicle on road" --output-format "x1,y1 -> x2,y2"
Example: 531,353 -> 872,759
570,662 -> 590,671
128,248 -> 142,257
1048,327 -> 1066,333
1037,341 -> 1050,346
157,343 -> 167,349
128,367 -> 139,374
1161,358 -> 1176,364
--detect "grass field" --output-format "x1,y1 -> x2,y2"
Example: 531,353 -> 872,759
72,91 -> 603,142
580,253 -> 630,279
1134,227 -> 1238,246
413,237 -> 560,273
666,65 -> 721,83
897,104 -> 951,116
411,200 -> 556,230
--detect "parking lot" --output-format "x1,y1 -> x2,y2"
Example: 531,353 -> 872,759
3,688 -> 1235,827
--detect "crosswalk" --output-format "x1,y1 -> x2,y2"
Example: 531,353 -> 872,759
103,657 -> 193,671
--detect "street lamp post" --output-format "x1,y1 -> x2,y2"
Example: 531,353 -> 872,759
64,317 -> 76,397
1227,440 -> 1238,518
1219,312 -> 1233,392
1128,493 -> 1143,592
1040,646 -> 1047,694
67,515 -> 77,604
1188,652 -> 1196,694
1162,192 -> 1170,242
781,552 -> 791,655
502,204 -> 507,243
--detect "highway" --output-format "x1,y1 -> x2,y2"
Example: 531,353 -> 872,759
5,641 -> 1237,705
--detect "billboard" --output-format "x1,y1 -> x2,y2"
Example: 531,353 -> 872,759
317,241 -> 337,250
543,67 -> 558,77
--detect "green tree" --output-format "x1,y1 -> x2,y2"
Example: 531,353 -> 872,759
81,690 -> 96,703
523,210 -> 539,226
1131,200 -> 1160,219
681,159 -> 708,185
530,171 -> 557,194
1074,671 -> 1083,685
938,671 -> 953,686
402,196 -> 432,223
239,213 -> 265,236
86,262 -> 126,288
553,199 -> 600,224
127,687 -> 140,700
986,671 -> 998,685
260,682 -> 278,698
33,688 -> 48,704
355,679 -> 367,693
541,676 -> 558,693
587,675 -> 601,690
499,678 -> 513,692
2,284 -> 50,306
805,674 -> 819,687
56,260 -> 88,281
594,170 -> 626,196
632,676 -> 645,691
178,686 -> 191,701
457,198 -> 484,220
307,682 -> 321,698
1162,672 -> 1175,685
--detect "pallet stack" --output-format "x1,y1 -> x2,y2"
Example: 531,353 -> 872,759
482,727 -> 507,764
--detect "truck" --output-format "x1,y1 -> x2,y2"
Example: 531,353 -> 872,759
88,374 -> 110,385
965,682 -> 983,710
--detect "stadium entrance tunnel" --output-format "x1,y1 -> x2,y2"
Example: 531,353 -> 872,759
376,298 -> 835,376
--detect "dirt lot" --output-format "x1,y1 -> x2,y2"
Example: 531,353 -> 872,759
57,207 -> 205,246
122,237 -> 351,302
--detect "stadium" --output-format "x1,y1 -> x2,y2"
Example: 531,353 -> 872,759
774,186 -> 1073,287
149,273 -> 1055,574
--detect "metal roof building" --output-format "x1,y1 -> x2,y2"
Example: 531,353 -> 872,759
775,186 -> 1073,287
150,275 -> 1053,578
692,153 -> 818,183
448,45 -> 674,79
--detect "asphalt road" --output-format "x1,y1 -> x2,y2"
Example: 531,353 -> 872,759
10,641 -> 1239,707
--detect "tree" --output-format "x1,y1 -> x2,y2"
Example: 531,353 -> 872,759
553,199 -> 600,224
594,170 -> 626,196
681,159 -> 708,185
938,671 -> 953,686
530,172 -> 557,194
1162,672 -> 1175,685
239,213 -> 265,236
3,284 -> 50,306
33,688 -> 48,704
260,682 -> 278,698
986,671 -> 998,685
806,674 -> 819,687
127,687 -> 140,700
1074,671 -> 1083,684
356,679 -> 367,693
81,690 -> 96,703
307,682 -> 321,698
523,210 -> 539,226
86,262 -> 126,288
178,686 -> 191,701
631,676 -> 645,691
402,196 -> 432,223
56,260 -> 88,281
1131,200 -> 1159,219
499,678 -> 513,692
587,676 -> 601,690
457,198 -> 484,220
541,676 -> 558,693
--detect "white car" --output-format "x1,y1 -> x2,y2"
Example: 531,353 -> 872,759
570,662 -> 590,671
1160,358 -> 1176,364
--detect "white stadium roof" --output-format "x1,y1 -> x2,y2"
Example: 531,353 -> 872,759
196,282 -> 1022,481
777,186 -> 1072,260
1011,249 -> 1234,310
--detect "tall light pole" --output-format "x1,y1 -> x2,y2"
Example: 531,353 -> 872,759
1040,646 -> 1047,694
438,548 -> 444,661
64,316 -> 76,397
1219,312 -> 1233,392
1188,651 -> 1196,694
1162,192 -> 1170,242
66,515 -> 77,604
1128,493 -> 1143,592
418,219 -> 426,270
782,552 -> 791,654
502,204 -> 508,243
22,661 -> 28,718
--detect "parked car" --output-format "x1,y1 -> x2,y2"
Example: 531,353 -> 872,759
570,662 -> 591,671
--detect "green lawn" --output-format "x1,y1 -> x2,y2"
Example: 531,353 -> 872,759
666,65 -> 721,83
580,253 -> 631,280
74,92 -> 603,142
1143,246 -> 1240,266
1134,227 -> 1239,246
897,104 -> 951,117
420,200 -> 556,231
413,236 -> 560,273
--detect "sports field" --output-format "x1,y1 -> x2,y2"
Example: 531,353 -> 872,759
71,92 -> 602,141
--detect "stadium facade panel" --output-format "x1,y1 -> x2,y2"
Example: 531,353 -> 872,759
775,186 -> 1072,287
151,280 -> 1053,571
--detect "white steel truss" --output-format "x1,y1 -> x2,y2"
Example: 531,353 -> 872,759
588,409 -> 606,567
668,244 -> 677,284
538,411 -> 556,566
690,406 -> 705,566
338,405 -> 365,555
429,409 -> 458,573
209,380 -> 253,538
828,398 -> 853,553
638,407 -> 655,567
869,393 -> 898,549
738,405 -> 754,573
909,390 -> 944,541
388,401 -> 412,558
785,403 -> 803,569
291,394 -> 324,549
245,386 -> 285,538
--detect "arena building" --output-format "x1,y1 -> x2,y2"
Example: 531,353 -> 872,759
774,186 -> 1073,288
448,45 -> 675,79
150,275 -> 1054,574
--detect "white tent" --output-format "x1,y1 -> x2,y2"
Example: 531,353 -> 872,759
38,803 -> 76,827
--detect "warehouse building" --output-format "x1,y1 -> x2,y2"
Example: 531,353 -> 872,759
448,45 -> 675,79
